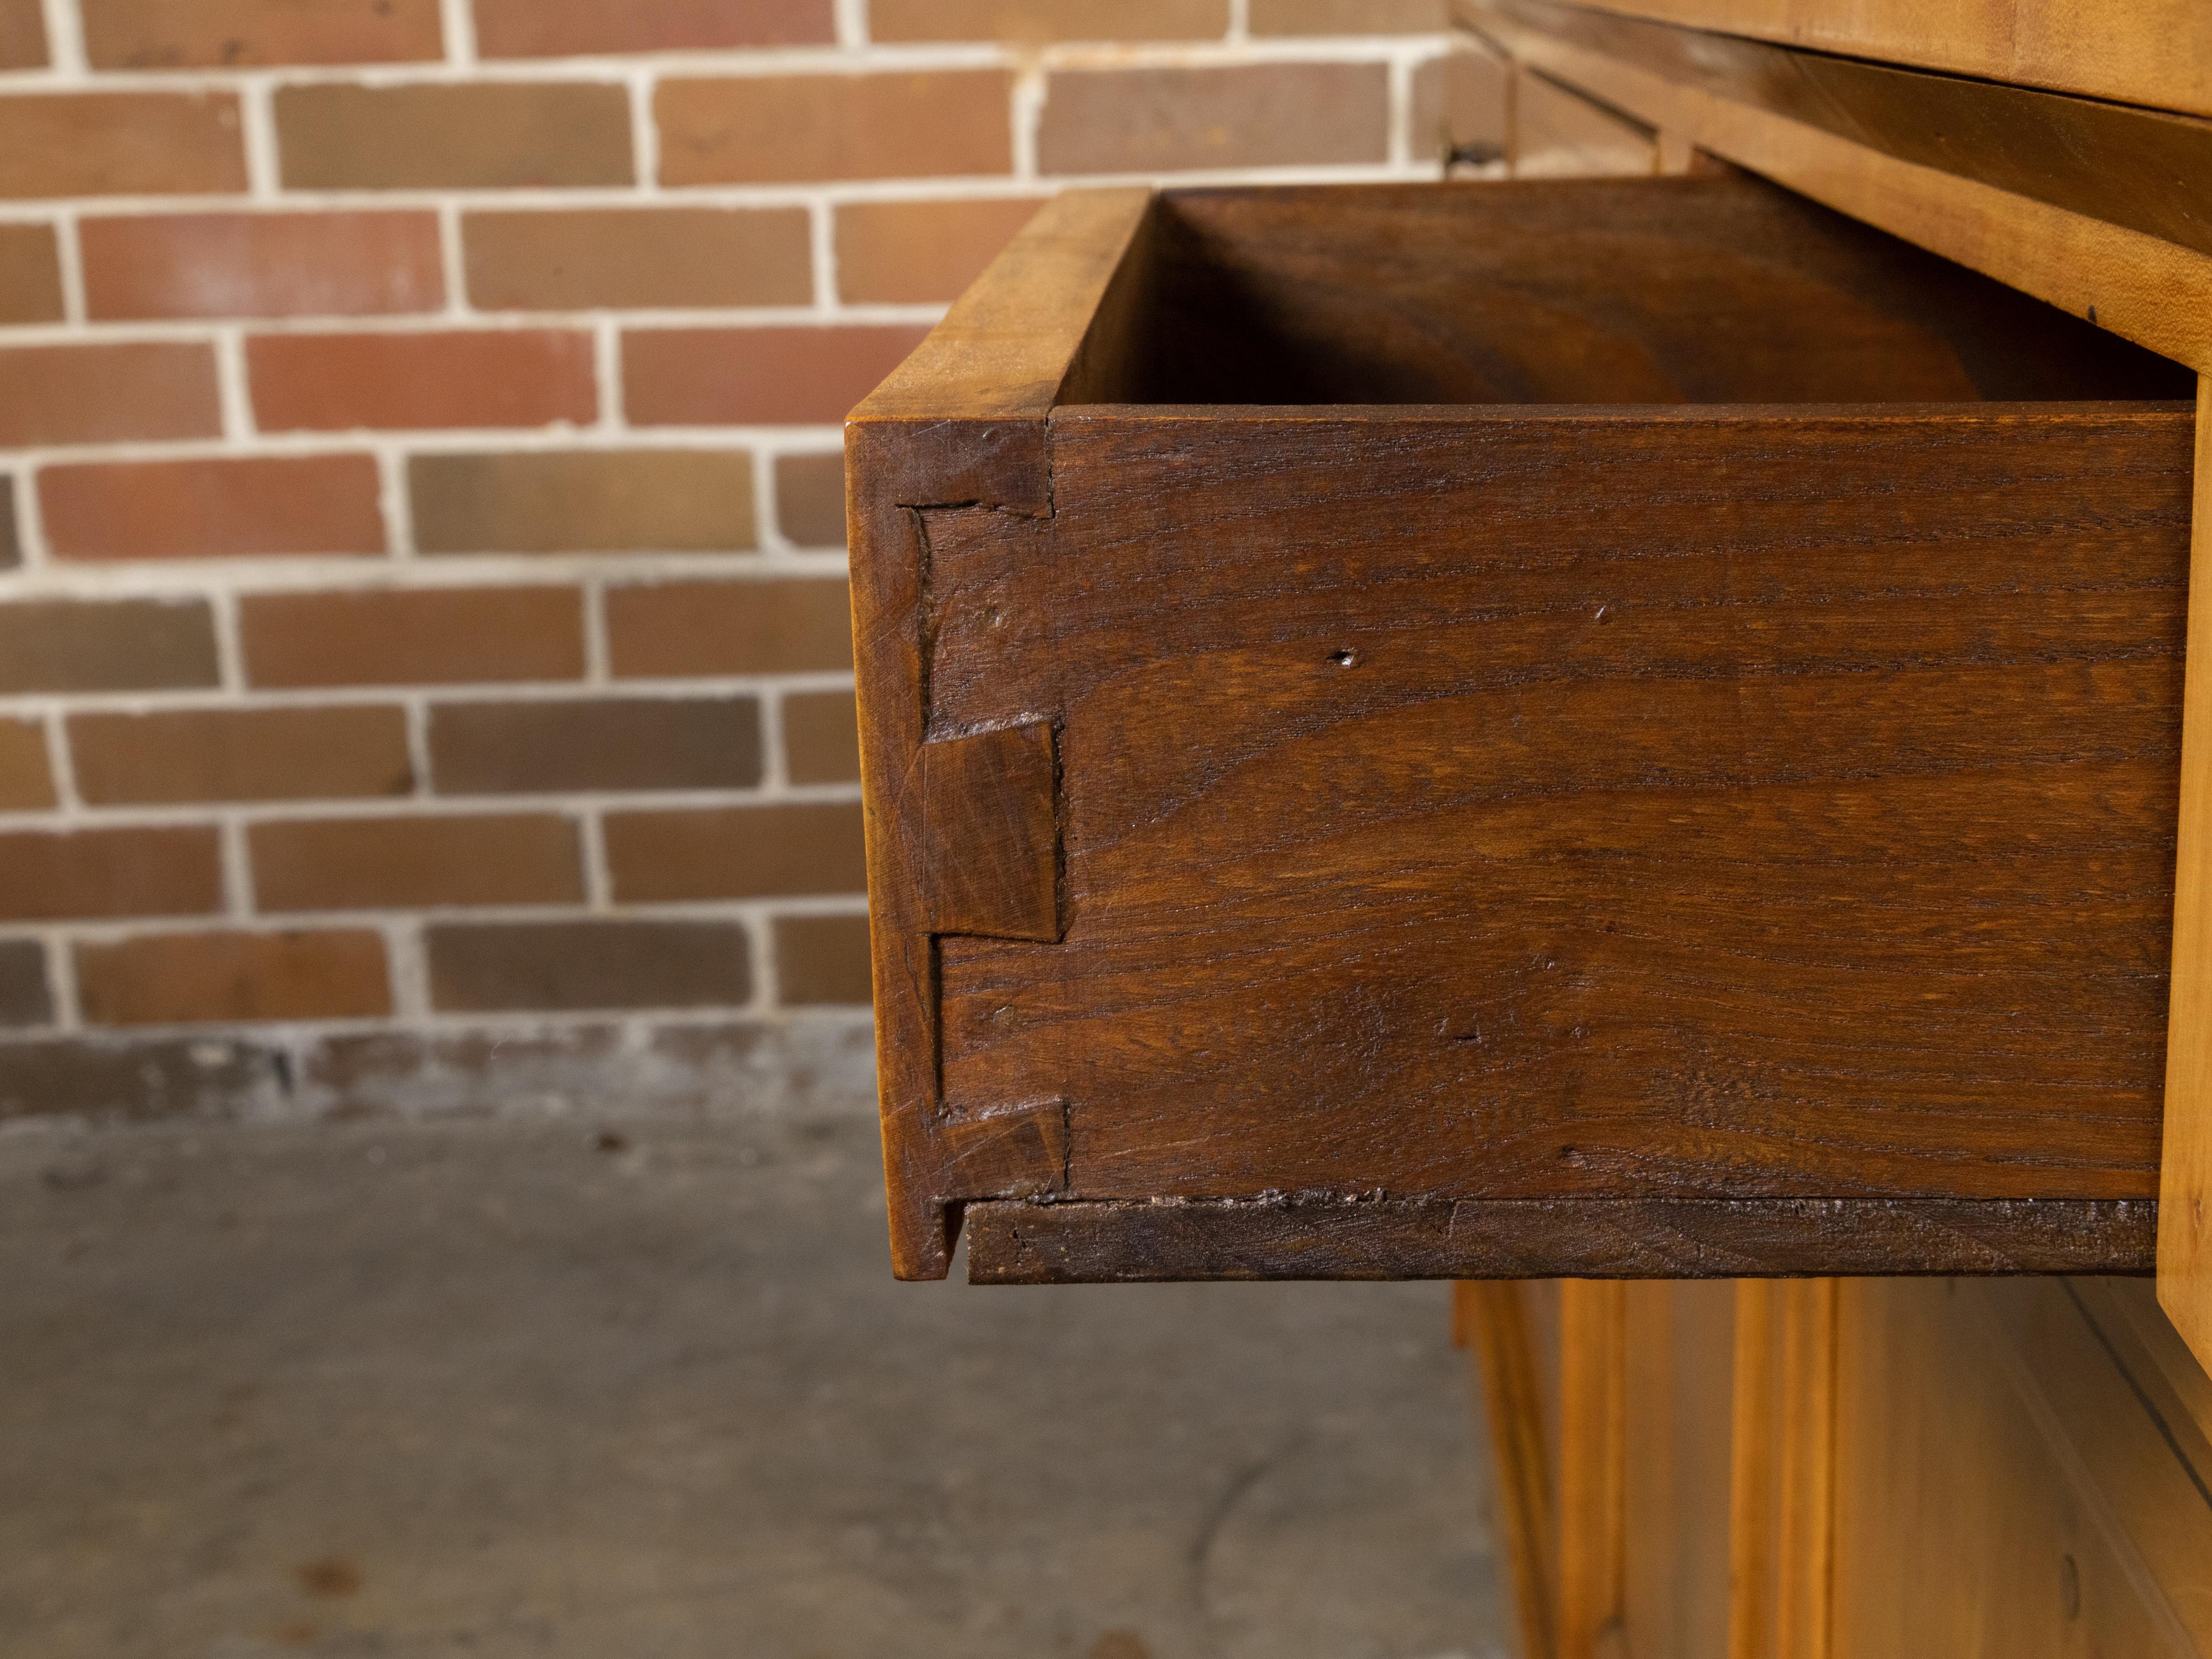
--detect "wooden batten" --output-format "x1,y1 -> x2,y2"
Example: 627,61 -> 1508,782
2161,379 -> 2212,1372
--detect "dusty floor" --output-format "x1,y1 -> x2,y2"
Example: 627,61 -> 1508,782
0,1100 -> 1506,1658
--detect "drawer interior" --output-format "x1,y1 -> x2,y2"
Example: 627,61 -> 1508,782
1067,178 -> 2191,408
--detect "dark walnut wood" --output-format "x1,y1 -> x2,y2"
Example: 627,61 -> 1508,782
848,175 -> 2195,1282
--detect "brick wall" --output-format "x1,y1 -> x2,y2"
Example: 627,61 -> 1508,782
0,0 -> 1479,1124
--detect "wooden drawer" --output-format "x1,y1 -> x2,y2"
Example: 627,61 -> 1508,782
846,176 -> 2198,1284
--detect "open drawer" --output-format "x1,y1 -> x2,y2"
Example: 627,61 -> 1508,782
846,176 -> 2198,1284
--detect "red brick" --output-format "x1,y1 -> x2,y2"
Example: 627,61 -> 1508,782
782,691 -> 859,785
463,206 -> 811,310
275,82 -> 634,191
41,455 -> 386,560
0,342 -> 220,447
0,0 -> 46,67
81,0 -> 442,67
241,587 -> 585,689
834,196 -> 1043,304
70,706 -> 413,805
248,330 -> 597,432
0,828 -> 222,921
426,920 -> 752,1012
1249,0 -> 1443,29
429,697 -> 763,794
251,814 -> 583,911
870,0 -> 1225,39
0,940 -> 49,1027
475,0 -> 833,56
76,930 -> 390,1026
657,71 -> 1013,185
604,802 -> 865,901
0,92 -> 247,199
774,452 -> 846,547
1037,63 -> 1390,173
774,914 -> 872,1005
0,222 -> 64,324
0,717 -> 54,810
410,450 -> 756,555
0,600 -> 218,693
607,578 -> 853,677
82,212 -> 444,321
624,326 -> 927,426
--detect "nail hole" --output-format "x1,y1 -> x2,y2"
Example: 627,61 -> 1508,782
1328,649 -> 1359,669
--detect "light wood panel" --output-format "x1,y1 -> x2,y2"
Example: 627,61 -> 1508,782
1728,1281 -> 1837,1659
1460,1281 -> 1564,1659
1514,66 -> 1659,177
1459,0 -> 2212,376
1566,0 -> 2212,119
2162,380 -> 2212,1376
1560,1280 -> 1629,1659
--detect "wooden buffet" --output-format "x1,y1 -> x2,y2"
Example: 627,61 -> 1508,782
847,2 -> 2212,1650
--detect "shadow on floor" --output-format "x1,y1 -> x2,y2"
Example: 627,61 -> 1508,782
0,1108 -> 1506,1658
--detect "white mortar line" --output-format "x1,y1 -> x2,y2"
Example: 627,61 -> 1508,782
437,0 -> 477,67
836,0 -> 870,49
437,200 -> 469,314
403,697 -> 434,796
218,815 -> 254,916
628,65 -> 661,192
40,704 -> 77,809
212,327 -> 254,441
383,917 -> 430,1016
239,75 -> 281,198
43,928 -> 80,1030
578,580 -> 612,684
0,674 -> 857,717
50,208 -> 86,325
36,0 -> 84,76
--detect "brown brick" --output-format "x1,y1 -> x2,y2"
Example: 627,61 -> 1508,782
0,599 -> 218,694
657,71 -> 1012,185
774,453 -> 846,547
774,914 -> 872,1005
1037,63 -> 1390,173
0,222 -> 64,324
70,706 -> 413,806
429,697 -> 763,794
1249,0 -> 1443,30
82,0 -> 442,67
0,718 -> 53,810
463,206 -> 811,310
0,1035 -> 285,1123
251,814 -> 583,911
248,330 -> 596,432
870,0 -> 1225,39
0,0 -> 46,67
427,919 -> 752,1012
76,930 -> 390,1026
241,587 -> 585,689
624,326 -> 927,427
0,940 -> 49,1027
607,578 -> 852,679
475,0 -> 832,56
0,476 -> 16,570
82,211 -> 443,321
411,450 -> 755,556
41,455 -> 386,560
275,82 -> 634,191
1413,48 -> 1509,166
604,802 -> 865,901
0,828 -> 222,921
0,342 -> 220,447
782,691 -> 859,785
0,92 -> 247,199
834,196 -> 1043,304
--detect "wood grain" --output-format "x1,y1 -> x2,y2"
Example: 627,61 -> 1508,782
1461,1281 -> 1564,1659
857,178 -> 2194,1281
1515,65 -> 1658,179
2158,380 -> 2212,1377
1560,1279 -> 1630,1659
847,186 -> 1152,1279
962,1199 -> 2156,1283
1556,0 -> 2212,121
1462,0 -> 2212,375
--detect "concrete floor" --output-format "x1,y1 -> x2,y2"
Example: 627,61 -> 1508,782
0,1101 -> 1507,1658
